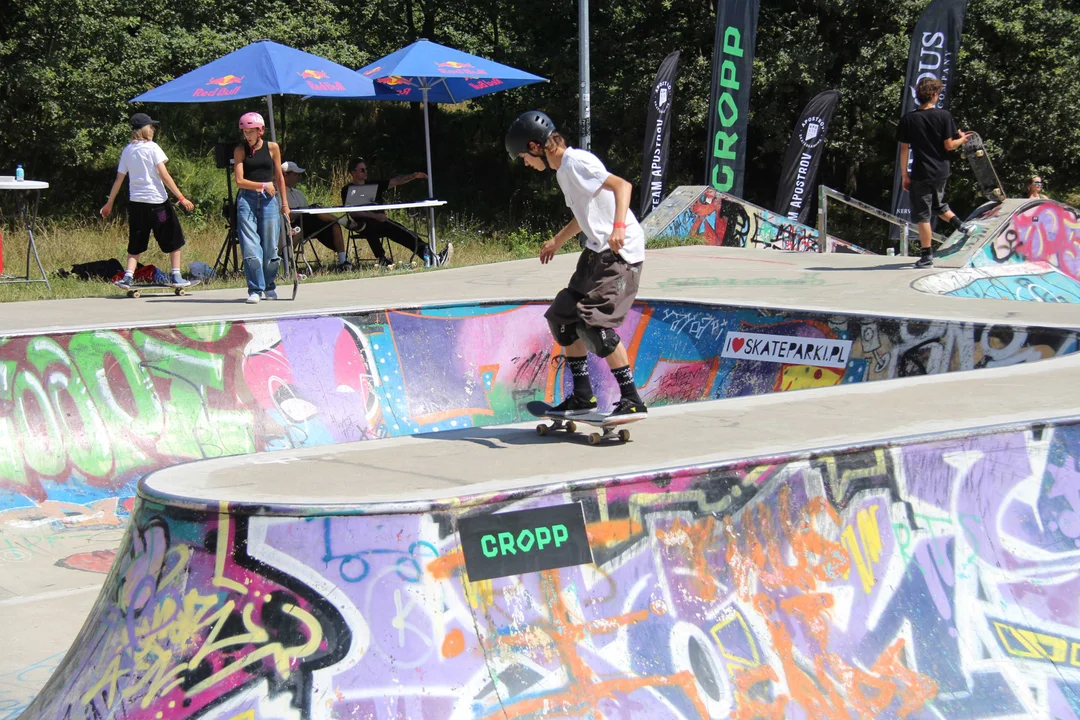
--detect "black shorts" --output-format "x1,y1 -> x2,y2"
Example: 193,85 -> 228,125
297,214 -> 338,249
910,177 -> 951,223
544,249 -> 642,330
127,201 -> 185,255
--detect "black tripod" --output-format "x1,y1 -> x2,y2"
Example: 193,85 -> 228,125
213,165 -> 242,277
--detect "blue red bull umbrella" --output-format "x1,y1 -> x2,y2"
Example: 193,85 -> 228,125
131,40 -> 375,104
355,39 -> 546,254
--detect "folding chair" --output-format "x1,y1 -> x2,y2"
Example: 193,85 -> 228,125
341,184 -> 394,267
291,214 -> 340,275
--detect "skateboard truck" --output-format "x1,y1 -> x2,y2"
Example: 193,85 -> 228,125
586,426 -> 632,445
536,418 -> 577,436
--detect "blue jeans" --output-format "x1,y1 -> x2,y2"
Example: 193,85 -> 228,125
236,189 -> 281,294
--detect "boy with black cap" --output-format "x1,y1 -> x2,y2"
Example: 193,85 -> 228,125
897,77 -> 972,268
101,113 -> 194,286
506,110 -> 647,420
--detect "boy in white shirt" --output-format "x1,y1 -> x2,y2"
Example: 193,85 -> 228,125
505,110 -> 647,419
101,113 -> 194,286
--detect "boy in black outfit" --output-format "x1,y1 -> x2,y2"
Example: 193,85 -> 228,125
897,76 -> 972,268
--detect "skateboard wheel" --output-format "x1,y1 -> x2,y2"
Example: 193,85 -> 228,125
588,433 -> 601,445
566,421 -> 577,433
175,288 -> 186,296
618,429 -> 631,443
131,290 -> 141,299
976,150 -> 984,157
537,424 -> 548,436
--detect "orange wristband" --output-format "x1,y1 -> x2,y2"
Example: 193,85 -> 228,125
613,222 -> 626,229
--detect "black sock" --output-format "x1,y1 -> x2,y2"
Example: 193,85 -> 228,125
612,365 -> 642,404
921,246 -> 932,257
948,215 -> 964,230
566,356 -> 594,399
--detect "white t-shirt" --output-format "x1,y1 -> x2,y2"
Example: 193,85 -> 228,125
556,147 -> 645,264
117,141 -> 168,204
286,187 -> 309,209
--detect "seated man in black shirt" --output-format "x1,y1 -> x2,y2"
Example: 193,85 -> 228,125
341,157 -> 452,268
897,77 -> 972,268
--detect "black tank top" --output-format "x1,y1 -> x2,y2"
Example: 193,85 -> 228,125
241,140 -> 274,183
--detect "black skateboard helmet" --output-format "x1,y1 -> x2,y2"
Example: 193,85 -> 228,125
505,111 -> 556,159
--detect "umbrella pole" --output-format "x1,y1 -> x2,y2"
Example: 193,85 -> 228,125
265,93 -> 291,279
422,87 -> 437,257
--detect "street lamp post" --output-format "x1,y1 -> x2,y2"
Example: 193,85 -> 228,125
578,0 -> 591,150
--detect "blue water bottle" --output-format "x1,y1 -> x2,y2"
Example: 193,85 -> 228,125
15,165 -> 24,182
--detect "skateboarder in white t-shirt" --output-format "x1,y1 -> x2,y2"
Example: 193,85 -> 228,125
505,110 -> 647,420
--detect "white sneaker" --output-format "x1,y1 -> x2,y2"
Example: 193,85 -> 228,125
246,293 -> 261,304
263,289 -> 278,300
169,276 -> 191,287
437,242 -> 453,267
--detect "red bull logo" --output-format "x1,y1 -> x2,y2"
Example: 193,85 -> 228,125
362,66 -> 383,77
194,74 -> 244,97
299,69 -> 345,91
435,60 -> 486,76
377,76 -> 413,95
468,77 -> 503,91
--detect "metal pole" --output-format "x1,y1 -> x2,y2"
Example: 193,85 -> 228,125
817,184 -> 828,253
265,94 -> 291,278
265,94 -> 278,142
901,224 -> 909,257
422,87 -> 437,256
578,0 -> 591,150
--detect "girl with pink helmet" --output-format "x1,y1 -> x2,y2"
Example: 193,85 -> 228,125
233,111 -> 290,303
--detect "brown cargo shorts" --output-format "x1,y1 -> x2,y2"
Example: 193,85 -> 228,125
544,249 -> 643,330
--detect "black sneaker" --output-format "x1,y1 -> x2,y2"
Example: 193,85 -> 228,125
609,397 -> 648,419
334,260 -> 355,273
548,394 -> 597,417
377,256 -> 394,269
914,255 -> 934,268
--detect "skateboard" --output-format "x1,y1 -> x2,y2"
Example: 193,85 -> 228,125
115,279 -> 201,298
962,132 -> 1006,203
527,400 -> 645,445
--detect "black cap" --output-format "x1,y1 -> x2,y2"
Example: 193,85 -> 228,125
130,113 -> 160,130
505,111 -> 556,159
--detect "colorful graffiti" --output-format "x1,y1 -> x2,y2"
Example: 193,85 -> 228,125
913,263 -> 1080,303
647,187 -> 871,254
27,419 -> 1080,718
2,303 -> 1076,516
973,200 -> 1080,281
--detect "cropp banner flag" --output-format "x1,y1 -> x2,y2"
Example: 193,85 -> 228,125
773,89 -> 840,224
704,0 -> 760,197
890,0 -> 968,233
639,51 -> 680,218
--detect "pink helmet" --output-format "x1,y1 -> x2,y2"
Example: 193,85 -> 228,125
238,112 -> 265,130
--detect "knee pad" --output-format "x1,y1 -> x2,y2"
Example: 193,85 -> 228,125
547,316 -> 579,347
579,324 -> 620,358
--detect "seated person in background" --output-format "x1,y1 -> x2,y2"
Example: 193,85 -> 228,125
282,161 -> 352,271
1025,175 -> 1048,200
341,156 -> 451,268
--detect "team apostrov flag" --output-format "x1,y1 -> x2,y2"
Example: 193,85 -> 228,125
773,89 -> 840,224
890,0 -> 968,231
639,51 -> 680,218
704,0 -> 760,198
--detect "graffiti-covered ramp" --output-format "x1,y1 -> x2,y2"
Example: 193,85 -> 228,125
22,348 -> 1080,719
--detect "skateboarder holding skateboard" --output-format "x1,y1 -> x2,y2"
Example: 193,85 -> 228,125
101,113 -> 194,288
505,110 -> 647,421
897,77 -> 973,268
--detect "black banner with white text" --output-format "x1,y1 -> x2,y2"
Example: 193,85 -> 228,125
704,0 -> 759,198
890,0 -> 968,234
773,89 -> 840,224
639,51 -> 680,218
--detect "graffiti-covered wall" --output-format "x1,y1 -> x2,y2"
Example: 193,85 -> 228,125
2,302 -> 1076,516
972,200 -> 1080,282
642,186 -> 871,254
27,419 -> 1080,718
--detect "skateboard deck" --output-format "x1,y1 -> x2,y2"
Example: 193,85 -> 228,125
115,279 -> 201,298
527,400 -> 645,445
963,132 -> 1006,203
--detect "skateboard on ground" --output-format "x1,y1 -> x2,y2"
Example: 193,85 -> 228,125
115,279 -> 201,298
962,132 -> 1006,203
527,400 -> 645,445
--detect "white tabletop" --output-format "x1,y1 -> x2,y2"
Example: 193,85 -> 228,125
0,178 -> 48,190
290,199 -> 445,215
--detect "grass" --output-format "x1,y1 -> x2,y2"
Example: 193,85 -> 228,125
0,209 -> 587,302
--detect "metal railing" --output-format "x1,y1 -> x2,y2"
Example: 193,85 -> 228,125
816,185 -> 947,255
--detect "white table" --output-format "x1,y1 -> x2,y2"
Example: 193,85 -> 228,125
290,200 -> 447,272
0,178 -> 50,291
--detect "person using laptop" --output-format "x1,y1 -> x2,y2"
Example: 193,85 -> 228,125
341,157 -> 451,268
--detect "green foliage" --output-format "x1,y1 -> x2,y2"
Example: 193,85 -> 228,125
0,0 -> 1077,228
